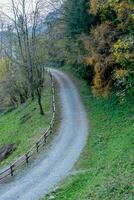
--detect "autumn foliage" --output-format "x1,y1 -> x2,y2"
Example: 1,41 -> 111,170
84,0 -> 134,97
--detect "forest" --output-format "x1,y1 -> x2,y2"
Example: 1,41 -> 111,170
0,0 -> 134,111
54,0 -> 134,101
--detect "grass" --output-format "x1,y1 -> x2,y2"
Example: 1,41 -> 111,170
0,75 -> 52,168
43,75 -> 134,200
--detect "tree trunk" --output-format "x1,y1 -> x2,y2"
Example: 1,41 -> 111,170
36,88 -> 44,115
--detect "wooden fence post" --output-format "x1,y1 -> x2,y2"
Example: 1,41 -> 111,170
36,142 -> 39,152
44,134 -> 47,145
25,153 -> 30,164
50,124 -> 52,134
10,165 -> 14,176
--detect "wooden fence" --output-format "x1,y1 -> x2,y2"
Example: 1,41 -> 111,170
0,71 -> 56,182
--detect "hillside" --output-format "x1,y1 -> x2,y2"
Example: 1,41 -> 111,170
0,76 -> 52,168
44,74 -> 134,200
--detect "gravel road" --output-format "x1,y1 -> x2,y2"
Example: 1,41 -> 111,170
0,69 -> 88,200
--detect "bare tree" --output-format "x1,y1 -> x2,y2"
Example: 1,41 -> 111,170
0,0 -> 48,114
0,0 -> 65,114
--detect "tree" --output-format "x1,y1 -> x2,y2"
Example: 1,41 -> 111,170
60,0 -> 95,80
84,0 -> 134,97
1,0 -> 47,114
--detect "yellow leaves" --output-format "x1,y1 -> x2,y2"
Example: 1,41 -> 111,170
94,63 -> 104,73
113,1 -> 134,26
114,69 -> 128,79
84,57 -> 94,65
90,0 -> 99,14
90,0 -> 134,28
91,61 -> 111,97
90,0 -> 108,14
131,14 -> 134,21
113,36 -> 134,63
92,79 -> 110,97
87,0 -> 134,98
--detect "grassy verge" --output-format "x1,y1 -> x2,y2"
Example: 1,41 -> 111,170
0,75 -> 53,168
43,74 -> 134,200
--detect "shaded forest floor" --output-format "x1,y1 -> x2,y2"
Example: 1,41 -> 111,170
44,72 -> 134,200
0,76 -> 52,169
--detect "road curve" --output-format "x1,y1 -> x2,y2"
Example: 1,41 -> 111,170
0,69 -> 88,200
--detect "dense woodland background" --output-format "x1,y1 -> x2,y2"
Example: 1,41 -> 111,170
0,0 -> 134,113
56,0 -> 134,100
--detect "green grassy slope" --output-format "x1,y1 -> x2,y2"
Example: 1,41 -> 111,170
0,76 -> 52,168
44,77 -> 134,200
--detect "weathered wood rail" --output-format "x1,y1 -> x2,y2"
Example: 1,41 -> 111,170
0,71 -> 56,182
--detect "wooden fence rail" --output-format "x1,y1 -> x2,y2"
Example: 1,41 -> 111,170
0,71 -> 56,182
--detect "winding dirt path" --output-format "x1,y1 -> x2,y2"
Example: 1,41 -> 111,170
0,69 -> 88,200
